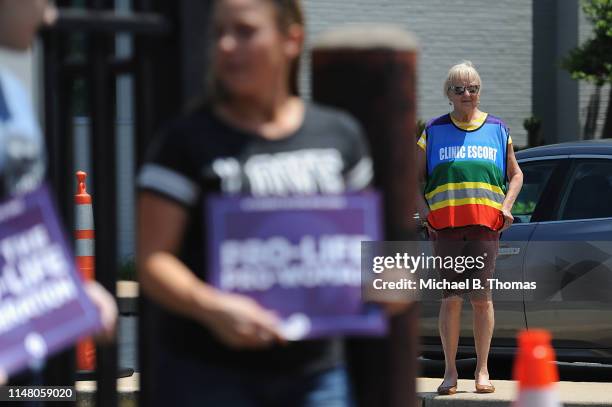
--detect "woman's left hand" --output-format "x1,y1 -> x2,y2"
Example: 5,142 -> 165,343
500,208 -> 514,232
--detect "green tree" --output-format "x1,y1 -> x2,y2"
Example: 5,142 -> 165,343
562,0 -> 612,138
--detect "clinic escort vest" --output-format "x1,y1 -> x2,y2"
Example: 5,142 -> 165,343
421,113 -> 509,231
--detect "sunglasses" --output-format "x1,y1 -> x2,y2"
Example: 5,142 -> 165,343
448,85 -> 480,95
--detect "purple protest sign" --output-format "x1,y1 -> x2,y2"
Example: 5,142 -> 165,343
0,185 -> 101,377
206,192 -> 387,340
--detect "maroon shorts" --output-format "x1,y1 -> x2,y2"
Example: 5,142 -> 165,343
430,225 -> 500,299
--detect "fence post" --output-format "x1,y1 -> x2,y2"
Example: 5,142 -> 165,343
312,25 -> 420,407
88,1 -> 118,405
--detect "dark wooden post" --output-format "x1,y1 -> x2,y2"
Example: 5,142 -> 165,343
312,25 -> 419,407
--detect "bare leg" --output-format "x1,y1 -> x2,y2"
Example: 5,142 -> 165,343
439,296 -> 463,386
471,297 -> 494,386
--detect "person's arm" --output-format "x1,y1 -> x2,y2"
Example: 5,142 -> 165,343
415,145 -> 436,236
500,144 -> 523,231
415,146 -> 430,220
137,192 -> 285,349
0,71 -> 46,196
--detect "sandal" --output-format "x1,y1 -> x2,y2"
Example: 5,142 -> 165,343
475,382 -> 495,393
437,382 -> 458,395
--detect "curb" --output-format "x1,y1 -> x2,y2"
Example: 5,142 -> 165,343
76,373 -> 139,407
74,376 -> 612,407
417,378 -> 612,407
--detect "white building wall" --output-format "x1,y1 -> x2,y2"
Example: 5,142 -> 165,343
301,0 -> 532,146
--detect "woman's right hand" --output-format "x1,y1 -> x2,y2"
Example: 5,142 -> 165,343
426,223 -> 438,240
202,291 -> 287,349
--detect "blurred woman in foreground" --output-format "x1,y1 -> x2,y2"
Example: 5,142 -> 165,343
137,0 -> 373,405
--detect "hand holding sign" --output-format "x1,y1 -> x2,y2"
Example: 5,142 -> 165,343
206,193 -> 387,340
203,290 -> 286,349
0,186 -> 103,378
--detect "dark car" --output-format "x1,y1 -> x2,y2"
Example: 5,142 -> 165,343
420,139 -> 612,363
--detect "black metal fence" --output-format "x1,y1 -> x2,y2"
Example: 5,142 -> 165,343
41,1 -> 182,405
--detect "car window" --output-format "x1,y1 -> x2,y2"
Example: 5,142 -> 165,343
512,161 -> 557,223
559,160 -> 612,220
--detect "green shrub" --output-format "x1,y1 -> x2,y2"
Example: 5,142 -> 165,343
118,258 -> 137,281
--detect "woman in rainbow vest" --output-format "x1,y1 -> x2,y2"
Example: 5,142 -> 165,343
416,61 -> 523,396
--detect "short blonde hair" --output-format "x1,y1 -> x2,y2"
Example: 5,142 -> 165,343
443,60 -> 482,98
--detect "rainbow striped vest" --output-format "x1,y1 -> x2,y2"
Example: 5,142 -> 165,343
419,113 -> 510,231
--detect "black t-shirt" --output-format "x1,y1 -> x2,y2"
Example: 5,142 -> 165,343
137,102 -> 373,373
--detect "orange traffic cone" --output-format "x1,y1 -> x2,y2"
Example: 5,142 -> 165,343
75,171 -> 96,372
512,329 -> 562,407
